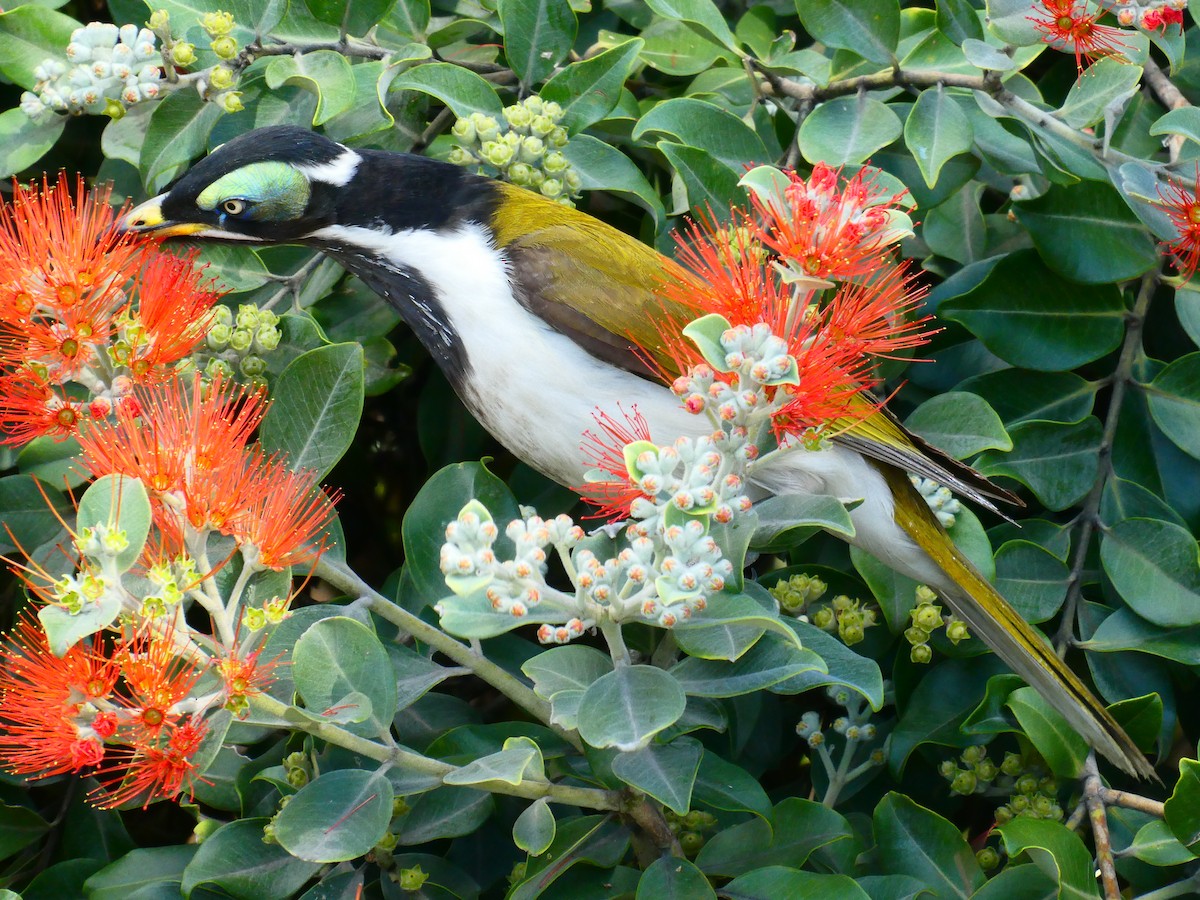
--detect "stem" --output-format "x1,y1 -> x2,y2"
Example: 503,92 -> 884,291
313,555 -> 583,751
1083,754 -> 1121,900
1099,787 -> 1166,818
250,694 -> 619,810
599,616 -> 632,666
1133,872 -> 1200,900
1055,268 -> 1159,652
1142,57 -> 1189,165
821,737 -> 858,809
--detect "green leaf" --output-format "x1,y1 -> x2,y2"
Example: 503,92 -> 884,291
873,793 -> 985,898
658,142 -> 743,216
510,816 -> 629,900
141,89 -> 224,192
1150,106 -> 1200,146
443,744 -> 542,787
669,634 -> 826,697
942,252 -> 1125,371
1164,758 -> 1200,853
1015,182 -> 1159,284
0,108 -> 65,178
191,244 -> 271,293
673,588 -> 803,660
923,183 -> 987,265
0,6 -> 79,90
76,474 -> 152,575
794,0 -> 900,65
435,585 -> 564,639
635,98 -> 769,172
402,461 -> 520,606
611,738 -> 702,815
562,134 -> 666,230
1083,607 -> 1200,665
645,0 -> 740,53
259,342 -> 364,480
498,0 -> 576,87
938,0 -> 985,43
395,787 -> 493,844
985,0 -> 1052,45
264,50 -> 355,126
0,801 -> 48,858
994,541 -> 1070,624
1056,58 -> 1143,129
0,474 -> 71,556
576,665 -> 686,750
637,857 -> 716,900
274,770 -> 393,863
996,818 -> 1101,900
958,369 -> 1097,427
905,392 -> 1011,459
722,868 -> 869,900
292,617 -> 398,737
181,819 -> 320,899
799,96 -> 903,166
696,797 -> 854,876
1101,517 -> 1200,627
84,847 -> 197,900
1143,352 -> 1200,460
771,620 -> 885,710
513,798 -> 556,856
977,418 -> 1102,511
1006,687 -> 1089,779
388,62 -> 504,119
890,656 -> 1004,771
904,86 -> 974,189
750,494 -> 856,550
960,38 -> 1015,71
304,0 -> 392,34
692,751 -> 773,821
522,644 -> 612,701
542,39 -> 644,131
1129,819 -> 1196,866
639,17 -> 724,76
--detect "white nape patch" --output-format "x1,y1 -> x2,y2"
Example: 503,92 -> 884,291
308,222 -> 706,484
296,148 -> 362,187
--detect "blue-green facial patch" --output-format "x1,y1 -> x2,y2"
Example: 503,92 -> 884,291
196,161 -> 311,221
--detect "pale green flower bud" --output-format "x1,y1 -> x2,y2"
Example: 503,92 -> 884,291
542,150 -> 568,174
482,140 -> 513,168
202,10 -> 236,36
211,35 -> 238,60
451,116 -> 475,143
446,145 -> 476,167
209,65 -> 235,90
148,9 -> 170,31
518,135 -> 545,164
530,114 -> 555,138
229,327 -> 253,352
240,354 -> 266,376
170,41 -> 196,66
503,103 -> 533,131
507,162 -> 535,186
472,113 -> 499,143
220,91 -> 244,113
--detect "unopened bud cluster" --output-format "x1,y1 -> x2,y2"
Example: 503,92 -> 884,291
196,303 -> 281,385
1112,0 -> 1187,31
940,747 -> 1062,823
50,523 -> 134,616
448,96 -> 582,205
810,594 -> 879,646
905,585 -> 970,663
910,475 -> 961,529
770,573 -> 827,613
665,809 -> 717,856
22,23 -> 162,120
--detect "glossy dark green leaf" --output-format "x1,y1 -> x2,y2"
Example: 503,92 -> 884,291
395,786 -> 493,845
634,98 -> 769,172
957,369 -> 1096,427
1128,819 -> 1196,866
611,737 -> 702,815
996,818 -> 1101,899
904,392 -> 1011,459
994,541 -> 1069,624
0,801 -> 48,858
646,0 -> 740,52
499,0 -> 576,87
1056,58 -> 1143,129
658,141 -> 743,216
577,664 -> 686,750
1165,758 -> 1200,853
141,89 -> 224,192
873,792 -> 985,898
265,50 -> 355,126
389,62 -> 504,119
1143,352 -> 1200,460
0,474 -> 71,556
259,342 -> 365,480
772,620 -> 886,710
723,868 -> 868,900
84,846 -> 198,900
799,96 -> 903,166
794,0 -> 900,65
696,798 -> 854,876
636,857 -> 715,900
639,17 -> 725,75
304,0 -> 392,34
542,39 -> 643,131
1100,517 -> 1200,627
1083,607 -> 1200,665
510,816 -> 630,900
1015,182 -> 1159,284
937,0 -> 984,43
274,770 -> 393,863
904,86 -> 974,188
669,634 -> 826,697
942,252 -> 1125,371
692,751 -> 773,821
923,183 -> 986,265
563,134 -> 666,230
977,417 -> 1102,510
890,656 -> 1004,771
1006,687 -> 1088,779
181,819 -> 320,899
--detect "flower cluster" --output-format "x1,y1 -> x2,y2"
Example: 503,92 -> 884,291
0,176 -> 219,446
1030,0 -> 1187,71
910,475 -> 962,529
1112,0 -> 1187,32
940,746 -> 1064,823
448,96 -> 582,205
196,303 -> 283,385
21,23 -> 162,120
905,584 -> 970,663
1157,172 -> 1200,280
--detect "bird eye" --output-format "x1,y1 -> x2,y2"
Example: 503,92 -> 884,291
221,198 -> 247,216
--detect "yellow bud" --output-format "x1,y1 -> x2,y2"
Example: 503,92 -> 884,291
209,65 -> 235,90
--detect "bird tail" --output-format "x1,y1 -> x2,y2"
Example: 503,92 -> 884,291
881,466 -> 1156,781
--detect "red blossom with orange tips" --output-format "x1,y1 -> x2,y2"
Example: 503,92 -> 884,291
1029,0 -> 1129,71
578,406 -> 655,518
91,716 -> 208,809
0,175 -> 220,446
0,614 -> 119,779
1158,173 -> 1200,280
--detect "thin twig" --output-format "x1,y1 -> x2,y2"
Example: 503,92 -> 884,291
1142,57 -> 1189,164
1084,753 -> 1121,900
1055,267 -> 1160,652
1099,786 -> 1166,818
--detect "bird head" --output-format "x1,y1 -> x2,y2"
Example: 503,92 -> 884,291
116,125 -> 358,243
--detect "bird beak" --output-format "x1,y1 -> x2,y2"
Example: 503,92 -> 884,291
116,195 -> 208,239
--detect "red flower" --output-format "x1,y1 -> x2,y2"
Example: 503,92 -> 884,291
577,406 -> 655,519
114,629 -> 205,744
234,453 -> 339,570
0,613 -> 119,779
91,716 -> 208,809
749,164 -> 909,282
1029,0 -> 1129,71
1158,173 -> 1200,280
123,253 -> 219,382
